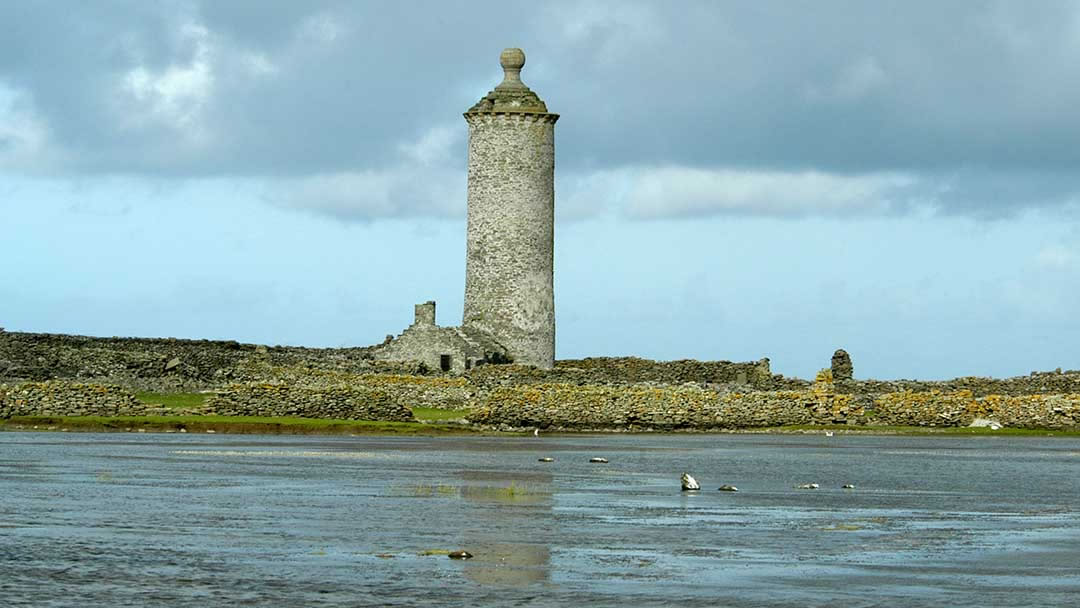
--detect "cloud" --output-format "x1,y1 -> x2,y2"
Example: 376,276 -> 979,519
269,168 -> 462,221
119,23 -> 215,142
552,1 -> 665,69
295,11 -> 345,46
3,1 -> 1080,220
560,167 -> 918,219
0,83 -> 55,170
1035,245 -> 1076,270
624,168 -> 916,218
804,56 -> 889,102
268,124 -> 465,220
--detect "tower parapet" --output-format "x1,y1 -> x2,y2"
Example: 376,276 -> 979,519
462,48 -> 558,368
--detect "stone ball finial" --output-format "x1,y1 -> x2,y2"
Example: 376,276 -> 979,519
500,48 -> 526,71
466,47 -> 549,113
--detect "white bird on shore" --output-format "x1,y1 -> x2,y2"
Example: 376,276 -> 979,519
534,428 -> 539,437
825,431 -> 834,437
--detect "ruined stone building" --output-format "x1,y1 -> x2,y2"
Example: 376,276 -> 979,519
371,48 -> 558,372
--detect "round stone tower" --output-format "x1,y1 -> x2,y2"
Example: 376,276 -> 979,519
462,48 -> 558,369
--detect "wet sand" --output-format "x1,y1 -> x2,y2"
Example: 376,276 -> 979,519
2,433 -> 1079,606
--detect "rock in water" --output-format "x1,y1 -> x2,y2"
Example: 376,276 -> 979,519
718,485 -> 739,492
589,457 -> 608,464
842,484 -> 856,489
448,551 -> 473,560
538,457 -> 555,462
681,473 -> 700,491
795,483 -> 820,490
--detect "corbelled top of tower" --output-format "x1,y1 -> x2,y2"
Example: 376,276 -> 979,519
465,48 -> 552,114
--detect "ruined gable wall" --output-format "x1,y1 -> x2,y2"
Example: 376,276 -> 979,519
370,324 -> 477,373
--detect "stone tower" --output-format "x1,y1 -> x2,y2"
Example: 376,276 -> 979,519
462,48 -> 558,368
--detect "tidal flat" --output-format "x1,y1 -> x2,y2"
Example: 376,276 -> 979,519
1,433 -> 1079,607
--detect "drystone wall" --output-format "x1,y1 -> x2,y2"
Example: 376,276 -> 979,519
354,374 -> 472,410
205,384 -> 415,422
463,357 -> 792,391
226,363 -> 472,410
0,330 -> 407,391
554,357 -> 781,387
871,391 -> 1080,429
467,382 -> 857,430
0,331 -> 801,392
0,381 -> 145,418
837,370 -> 1080,397
468,380 -> 1080,431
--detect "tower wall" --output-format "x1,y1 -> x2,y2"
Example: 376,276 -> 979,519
463,112 -> 556,368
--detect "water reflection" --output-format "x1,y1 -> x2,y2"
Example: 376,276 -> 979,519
458,469 -> 553,586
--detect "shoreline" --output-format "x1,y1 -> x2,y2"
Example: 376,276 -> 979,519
0,415 -> 493,436
3,415 -> 1078,438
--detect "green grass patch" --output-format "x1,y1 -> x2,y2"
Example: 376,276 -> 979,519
462,481 -> 545,502
134,392 -> 209,409
0,414 -> 490,436
389,483 -> 461,498
412,407 -> 472,421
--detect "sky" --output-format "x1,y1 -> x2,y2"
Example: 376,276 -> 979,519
2,1 -> 1079,380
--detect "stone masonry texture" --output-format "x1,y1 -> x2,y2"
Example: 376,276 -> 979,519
206,384 -> 415,422
831,349 -> 853,381
370,303 -> 509,373
4,330 -> 1080,431
467,379 -> 1080,431
1,381 -> 146,418
0,330 -> 418,392
463,49 -> 558,369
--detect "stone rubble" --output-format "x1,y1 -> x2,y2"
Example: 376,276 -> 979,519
2,330 -> 1078,432
205,383 -> 414,422
0,381 -> 145,418
464,373 -> 1080,431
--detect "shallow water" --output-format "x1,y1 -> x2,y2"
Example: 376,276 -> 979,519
1,432 -> 1079,607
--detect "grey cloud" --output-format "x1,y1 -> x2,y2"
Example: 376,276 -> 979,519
926,169 -> 1080,218
2,1 -> 1079,218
